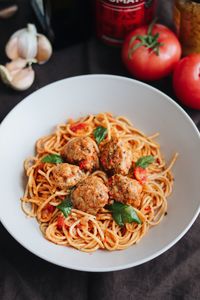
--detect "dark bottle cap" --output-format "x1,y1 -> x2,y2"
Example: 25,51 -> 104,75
192,0 -> 200,3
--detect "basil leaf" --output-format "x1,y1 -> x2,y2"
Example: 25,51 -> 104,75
57,197 -> 73,218
94,126 -> 107,144
122,206 -> 141,224
42,154 -> 64,164
135,155 -> 154,169
113,213 -> 124,227
106,201 -> 141,227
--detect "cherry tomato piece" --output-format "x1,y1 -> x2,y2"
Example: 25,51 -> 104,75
57,215 -> 65,230
70,123 -> 86,132
134,166 -> 147,184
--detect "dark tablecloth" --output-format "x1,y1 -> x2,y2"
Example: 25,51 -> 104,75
0,1 -> 199,299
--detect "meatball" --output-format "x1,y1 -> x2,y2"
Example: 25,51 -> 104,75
108,174 -> 142,208
51,163 -> 84,189
71,176 -> 109,215
61,137 -> 99,172
100,137 -> 132,175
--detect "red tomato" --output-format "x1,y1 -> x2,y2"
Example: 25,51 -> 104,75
173,54 -> 200,110
70,123 -> 86,132
46,204 -> 55,213
122,23 -> 181,81
134,166 -> 147,184
79,159 -> 88,170
57,215 -> 65,230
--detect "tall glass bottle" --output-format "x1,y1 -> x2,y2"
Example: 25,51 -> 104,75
31,0 -> 92,48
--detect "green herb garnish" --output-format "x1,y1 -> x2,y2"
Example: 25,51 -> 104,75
135,155 -> 154,169
57,197 -> 73,218
106,201 -> 141,227
56,187 -> 76,217
94,126 -> 107,144
42,154 -> 64,164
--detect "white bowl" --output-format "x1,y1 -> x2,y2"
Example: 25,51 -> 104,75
0,75 -> 199,272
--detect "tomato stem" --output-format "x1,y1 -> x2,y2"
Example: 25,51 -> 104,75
147,18 -> 157,35
128,19 -> 163,59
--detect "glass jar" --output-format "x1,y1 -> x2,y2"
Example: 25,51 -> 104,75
95,0 -> 157,46
174,0 -> 200,55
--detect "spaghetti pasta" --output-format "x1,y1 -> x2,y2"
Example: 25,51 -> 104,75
21,113 -> 178,252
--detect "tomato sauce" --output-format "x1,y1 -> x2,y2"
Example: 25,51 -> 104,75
95,0 -> 157,46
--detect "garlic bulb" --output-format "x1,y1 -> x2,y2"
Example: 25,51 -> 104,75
0,59 -> 35,91
5,23 -> 52,64
17,24 -> 38,59
5,36 -> 19,60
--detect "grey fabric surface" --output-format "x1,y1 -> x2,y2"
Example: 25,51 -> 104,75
0,1 -> 199,299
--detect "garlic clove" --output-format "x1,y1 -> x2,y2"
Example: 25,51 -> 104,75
5,36 -> 19,60
5,58 -> 37,78
9,67 -> 23,78
11,66 -> 35,91
17,24 -> 38,59
0,65 -> 12,85
6,58 -> 27,72
0,64 -> 35,91
5,28 -> 25,59
36,34 -> 52,64
0,5 -> 18,19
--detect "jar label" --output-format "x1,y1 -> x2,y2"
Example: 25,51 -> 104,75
96,0 -> 156,45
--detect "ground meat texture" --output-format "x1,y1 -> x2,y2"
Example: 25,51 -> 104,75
71,176 -> 109,215
100,137 -> 132,175
51,163 -> 84,189
108,174 -> 142,208
61,137 -> 99,172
